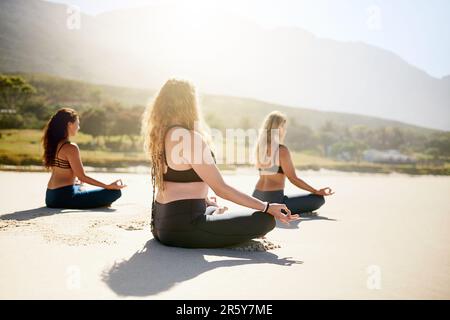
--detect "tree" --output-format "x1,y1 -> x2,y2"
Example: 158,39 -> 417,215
0,75 -> 36,110
0,114 -> 24,129
89,89 -> 102,105
110,107 -> 143,148
426,132 -> 450,158
205,112 -> 225,132
19,97 -> 53,122
330,140 -> 367,162
80,107 -> 108,143
318,121 -> 340,156
239,116 -> 252,130
285,124 -> 317,151
350,125 -> 370,142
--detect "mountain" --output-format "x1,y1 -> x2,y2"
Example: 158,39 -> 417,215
0,0 -> 449,130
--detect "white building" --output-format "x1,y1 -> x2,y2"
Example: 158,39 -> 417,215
363,149 -> 416,164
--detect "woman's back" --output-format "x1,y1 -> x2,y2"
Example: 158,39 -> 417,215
255,172 -> 286,191
47,141 -> 76,189
255,144 -> 287,191
155,126 -> 209,204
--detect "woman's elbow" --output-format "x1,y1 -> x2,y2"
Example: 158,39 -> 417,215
211,184 -> 231,200
286,173 -> 298,183
77,173 -> 88,182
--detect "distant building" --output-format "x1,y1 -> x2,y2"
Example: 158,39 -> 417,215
336,151 -> 352,161
363,149 -> 416,164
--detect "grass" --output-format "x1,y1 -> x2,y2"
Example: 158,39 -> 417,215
0,129 -> 449,175
0,129 -> 146,167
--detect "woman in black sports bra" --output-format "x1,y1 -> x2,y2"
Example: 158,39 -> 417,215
252,111 -> 334,215
142,79 -> 299,248
43,108 -> 125,209
162,134 -> 225,215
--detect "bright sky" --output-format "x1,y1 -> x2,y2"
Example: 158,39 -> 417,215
47,0 -> 450,79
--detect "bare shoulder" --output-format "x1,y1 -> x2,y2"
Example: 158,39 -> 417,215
165,126 -> 191,143
62,142 -> 80,154
165,127 -> 205,145
279,145 -> 292,164
279,144 -> 290,155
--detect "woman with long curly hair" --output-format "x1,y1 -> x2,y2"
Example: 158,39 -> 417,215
142,78 -> 299,249
252,111 -> 334,214
43,107 -> 125,209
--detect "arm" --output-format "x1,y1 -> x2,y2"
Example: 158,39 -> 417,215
182,130 -> 297,223
65,143 -> 123,190
167,128 -> 263,210
279,146 -> 318,194
193,153 -> 266,212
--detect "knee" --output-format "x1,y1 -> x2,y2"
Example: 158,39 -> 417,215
108,189 -> 122,202
266,215 -> 276,232
46,201 -> 56,208
46,197 -> 62,209
256,212 -> 276,233
315,195 -> 325,208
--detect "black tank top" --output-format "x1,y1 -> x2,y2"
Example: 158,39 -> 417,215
162,125 -> 216,183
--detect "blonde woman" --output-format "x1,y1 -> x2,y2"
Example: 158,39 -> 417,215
252,111 -> 334,214
142,79 -> 299,249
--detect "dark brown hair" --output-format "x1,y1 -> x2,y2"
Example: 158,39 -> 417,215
42,108 -> 78,168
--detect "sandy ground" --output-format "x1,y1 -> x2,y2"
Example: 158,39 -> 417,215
0,169 -> 449,299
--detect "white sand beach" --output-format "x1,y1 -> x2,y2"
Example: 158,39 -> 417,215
0,170 -> 449,299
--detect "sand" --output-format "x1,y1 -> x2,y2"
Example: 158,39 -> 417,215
0,169 -> 449,299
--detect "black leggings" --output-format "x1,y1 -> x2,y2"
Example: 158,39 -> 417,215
252,189 -> 325,214
152,199 -> 275,249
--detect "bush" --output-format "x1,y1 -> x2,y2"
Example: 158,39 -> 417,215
77,141 -> 105,151
104,140 -> 123,151
19,99 -> 53,121
22,113 -> 46,129
0,114 -> 24,129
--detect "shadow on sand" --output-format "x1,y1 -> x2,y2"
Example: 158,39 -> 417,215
102,239 -> 303,297
0,206 -> 117,221
276,214 -> 337,229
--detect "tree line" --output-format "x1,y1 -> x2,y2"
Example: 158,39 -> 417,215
0,75 -> 143,151
1,74 -> 449,162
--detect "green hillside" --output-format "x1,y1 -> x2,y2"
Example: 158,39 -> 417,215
0,73 -> 448,175
14,73 -> 439,134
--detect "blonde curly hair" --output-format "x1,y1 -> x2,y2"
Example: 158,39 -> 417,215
141,78 -> 211,193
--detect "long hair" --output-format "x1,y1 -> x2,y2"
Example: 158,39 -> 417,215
254,111 -> 287,169
42,108 -> 78,168
141,78 -> 210,194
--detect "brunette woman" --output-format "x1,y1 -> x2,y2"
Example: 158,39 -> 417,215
43,108 -> 125,209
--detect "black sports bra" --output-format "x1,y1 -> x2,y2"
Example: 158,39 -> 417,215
258,164 -> 284,174
257,144 -> 285,175
51,141 -> 71,169
162,125 -> 216,183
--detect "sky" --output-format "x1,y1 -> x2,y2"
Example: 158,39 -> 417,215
47,0 -> 450,79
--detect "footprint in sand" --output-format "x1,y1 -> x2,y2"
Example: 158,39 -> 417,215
116,220 -> 150,231
0,220 -> 35,232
